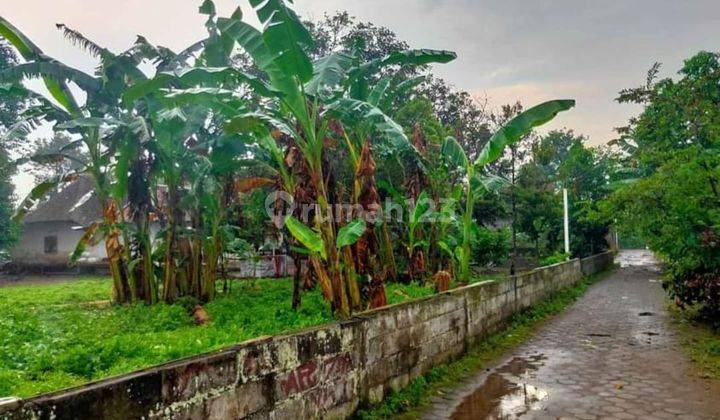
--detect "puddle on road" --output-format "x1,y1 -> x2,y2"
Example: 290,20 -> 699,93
451,354 -> 549,419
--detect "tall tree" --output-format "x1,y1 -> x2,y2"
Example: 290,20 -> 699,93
421,77 -> 492,161
0,40 -> 25,253
610,51 -> 720,316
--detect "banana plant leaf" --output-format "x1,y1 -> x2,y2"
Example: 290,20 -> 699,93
248,0 -> 315,83
306,51 -> 355,97
284,216 -> 326,260
475,99 -> 575,167
441,136 -> 469,172
336,218 -> 367,248
13,173 -> 81,222
0,16 -> 81,115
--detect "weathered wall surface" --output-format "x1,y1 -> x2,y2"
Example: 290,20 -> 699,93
580,251 -> 615,276
224,255 -> 297,278
0,252 -> 614,420
11,221 -> 106,267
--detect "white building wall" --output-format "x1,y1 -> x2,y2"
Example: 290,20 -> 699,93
11,221 -> 106,267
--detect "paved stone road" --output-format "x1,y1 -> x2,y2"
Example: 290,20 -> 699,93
424,250 -> 720,420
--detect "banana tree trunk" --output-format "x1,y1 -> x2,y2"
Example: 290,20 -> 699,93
140,229 -> 157,304
309,255 -> 333,302
201,225 -> 220,302
103,199 -> 131,304
354,138 -> 387,308
379,222 -> 398,281
291,252 -> 303,310
132,212 -> 156,304
162,188 -> 179,303
315,165 -> 350,318
342,246 -> 362,311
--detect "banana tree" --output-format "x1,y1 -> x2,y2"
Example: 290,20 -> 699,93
434,184 -> 463,276
217,4 -> 345,316
441,100 -> 575,283
208,1 -> 446,316
311,44 -> 455,293
115,3 -> 277,303
0,17 -> 163,303
1,11 -> 245,304
284,216 -> 366,314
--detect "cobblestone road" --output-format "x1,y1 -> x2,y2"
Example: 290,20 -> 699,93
424,250 -> 720,420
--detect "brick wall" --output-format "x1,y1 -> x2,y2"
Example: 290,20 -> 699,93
0,252 -> 614,420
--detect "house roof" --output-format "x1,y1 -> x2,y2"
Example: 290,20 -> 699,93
24,176 -> 102,227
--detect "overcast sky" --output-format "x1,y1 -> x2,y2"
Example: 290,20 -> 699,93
4,0 -> 720,195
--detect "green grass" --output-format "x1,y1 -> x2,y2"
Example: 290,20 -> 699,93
668,305 -> 720,380
0,276 -> 434,398
354,269 -> 614,419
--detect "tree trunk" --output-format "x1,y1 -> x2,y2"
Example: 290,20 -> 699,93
291,253 -> 302,310
354,138 -> 387,307
103,199 -> 131,304
380,222 -> 398,281
162,188 -> 179,303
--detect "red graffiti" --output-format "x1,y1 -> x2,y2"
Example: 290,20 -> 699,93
279,354 -> 353,398
322,354 -> 351,380
311,388 -> 332,409
281,362 -> 318,396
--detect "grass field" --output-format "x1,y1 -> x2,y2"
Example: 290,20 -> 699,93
0,276 -> 441,398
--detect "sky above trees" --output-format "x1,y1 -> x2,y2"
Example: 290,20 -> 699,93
4,0 -> 720,195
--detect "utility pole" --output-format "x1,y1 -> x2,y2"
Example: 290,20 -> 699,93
563,188 -> 570,257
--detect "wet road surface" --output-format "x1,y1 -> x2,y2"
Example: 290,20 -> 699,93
424,250 -> 720,419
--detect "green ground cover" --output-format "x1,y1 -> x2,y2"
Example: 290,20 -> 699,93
0,276 -> 442,398
669,305 -> 720,381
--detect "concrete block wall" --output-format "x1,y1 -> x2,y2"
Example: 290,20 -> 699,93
0,252 -> 614,420
580,251 -> 615,276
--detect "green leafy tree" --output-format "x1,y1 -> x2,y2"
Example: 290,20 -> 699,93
516,129 -> 613,260
441,100 -> 575,283
610,51 -> 720,316
421,77 -> 492,161
0,40 -> 25,254
516,162 -> 562,258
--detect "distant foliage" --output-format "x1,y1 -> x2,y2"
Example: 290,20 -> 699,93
473,226 -> 510,267
0,41 -> 24,254
517,129 -> 615,260
610,51 -> 720,316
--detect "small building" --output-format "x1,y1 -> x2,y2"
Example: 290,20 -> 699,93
10,176 -> 106,271
9,177 -> 296,277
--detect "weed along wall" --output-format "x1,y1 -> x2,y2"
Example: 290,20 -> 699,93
0,252 -> 614,420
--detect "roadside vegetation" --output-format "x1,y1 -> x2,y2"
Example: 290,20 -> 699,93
0,0 -> 582,318
607,51 -> 720,320
668,304 -> 720,381
354,269 -> 615,419
0,0 -> 620,400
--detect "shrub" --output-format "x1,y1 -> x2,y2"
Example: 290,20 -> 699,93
539,251 -> 570,266
473,227 -> 510,267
